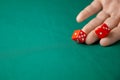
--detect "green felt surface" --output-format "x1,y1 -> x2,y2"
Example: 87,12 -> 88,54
0,0 -> 120,80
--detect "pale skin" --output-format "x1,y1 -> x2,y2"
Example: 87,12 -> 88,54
76,0 -> 120,46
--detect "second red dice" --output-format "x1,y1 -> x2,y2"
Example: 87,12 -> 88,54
95,23 -> 111,38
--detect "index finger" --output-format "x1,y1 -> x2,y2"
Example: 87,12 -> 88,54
76,0 -> 102,22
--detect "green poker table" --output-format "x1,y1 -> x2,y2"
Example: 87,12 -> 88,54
0,0 -> 120,80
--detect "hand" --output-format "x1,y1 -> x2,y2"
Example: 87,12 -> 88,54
76,0 -> 120,46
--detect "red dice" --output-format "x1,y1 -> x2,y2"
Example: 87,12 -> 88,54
72,30 -> 87,43
95,23 -> 111,38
